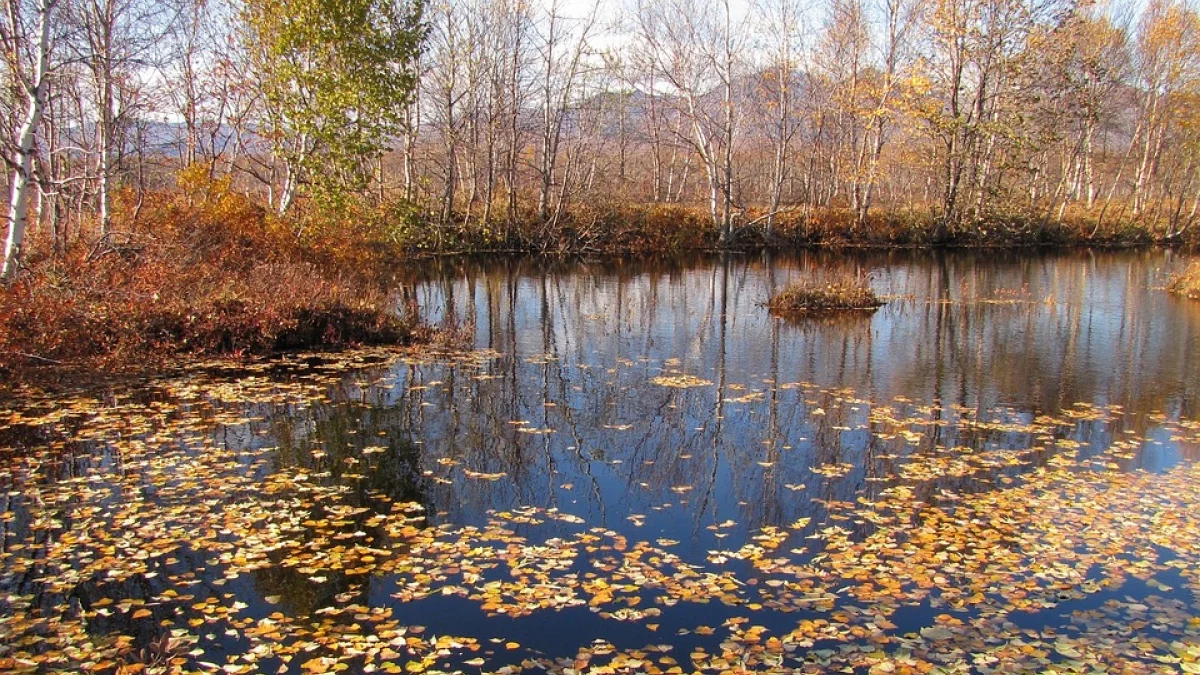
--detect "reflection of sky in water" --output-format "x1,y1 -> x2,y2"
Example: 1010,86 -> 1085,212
247,249 -> 1200,657
116,249 -> 1200,552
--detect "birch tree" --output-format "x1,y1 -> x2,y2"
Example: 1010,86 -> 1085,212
243,0 -> 427,215
755,0 -> 806,233
66,0 -> 172,236
1130,0 -> 1200,216
1,0 -> 60,281
634,0 -> 748,241
533,0 -> 598,222
425,0 -> 470,225
854,0 -> 919,226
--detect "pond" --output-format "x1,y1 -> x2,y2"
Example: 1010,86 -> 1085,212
3,249 -> 1200,674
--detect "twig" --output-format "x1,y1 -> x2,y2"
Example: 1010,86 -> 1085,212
744,206 -> 805,229
4,351 -> 64,365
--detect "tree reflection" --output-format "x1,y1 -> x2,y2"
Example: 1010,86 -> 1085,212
347,249 -> 1200,540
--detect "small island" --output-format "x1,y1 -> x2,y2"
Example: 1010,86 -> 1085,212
1170,262 -> 1200,299
766,275 -> 885,314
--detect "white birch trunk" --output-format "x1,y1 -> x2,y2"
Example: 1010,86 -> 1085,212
2,0 -> 55,282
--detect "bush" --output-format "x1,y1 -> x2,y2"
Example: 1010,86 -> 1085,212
766,275 -> 884,314
1168,262 -> 1200,299
0,168 -> 416,376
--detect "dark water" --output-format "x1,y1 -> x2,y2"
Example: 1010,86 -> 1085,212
4,249 -> 1200,674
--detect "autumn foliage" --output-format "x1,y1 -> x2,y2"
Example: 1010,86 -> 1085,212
1169,261 -> 1200,299
0,169 -> 416,374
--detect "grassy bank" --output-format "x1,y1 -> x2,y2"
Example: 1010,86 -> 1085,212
0,180 -> 419,380
406,202 -> 1178,254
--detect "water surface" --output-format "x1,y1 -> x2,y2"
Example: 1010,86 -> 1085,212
2,250 -> 1199,674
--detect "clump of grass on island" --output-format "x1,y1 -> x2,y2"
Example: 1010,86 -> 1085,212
766,275 -> 884,314
1168,262 -> 1200,299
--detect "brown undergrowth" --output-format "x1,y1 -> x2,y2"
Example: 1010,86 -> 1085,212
408,201 -> 1177,254
766,274 -> 885,314
0,173 -> 419,379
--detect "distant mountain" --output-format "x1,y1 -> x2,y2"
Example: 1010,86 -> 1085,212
59,119 -> 257,159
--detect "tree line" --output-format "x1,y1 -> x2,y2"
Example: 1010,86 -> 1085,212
3,0 -> 1200,278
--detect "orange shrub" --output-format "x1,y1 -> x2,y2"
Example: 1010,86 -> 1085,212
0,168 -> 415,377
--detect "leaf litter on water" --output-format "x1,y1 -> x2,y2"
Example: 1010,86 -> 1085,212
0,348 -> 1197,674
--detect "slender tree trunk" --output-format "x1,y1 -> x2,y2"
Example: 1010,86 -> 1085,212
1083,120 -> 1096,208
506,12 -> 523,232
483,97 -> 497,225
1133,90 -> 1159,216
537,15 -> 555,221
2,0 -> 55,282
276,134 -> 309,216
3,101 -> 45,281
721,77 -> 734,242
768,118 -> 787,234
278,162 -> 298,216
648,67 -> 663,201
859,121 -> 887,225
402,76 -> 420,202
97,70 -> 113,236
442,135 -> 457,226
718,1 -> 736,243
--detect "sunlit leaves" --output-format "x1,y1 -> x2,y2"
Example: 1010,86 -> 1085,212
649,375 -> 713,388
243,0 -> 425,209
1,348 -> 1200,675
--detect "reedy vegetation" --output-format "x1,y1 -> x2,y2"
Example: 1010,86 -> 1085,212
766,273 -> 885,313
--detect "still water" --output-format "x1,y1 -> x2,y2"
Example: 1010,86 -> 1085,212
3,249 -> 1200,674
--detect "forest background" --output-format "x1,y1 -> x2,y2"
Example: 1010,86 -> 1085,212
3,0 -> 1200,368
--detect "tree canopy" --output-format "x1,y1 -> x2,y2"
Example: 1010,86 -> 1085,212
244,0 -> 426,212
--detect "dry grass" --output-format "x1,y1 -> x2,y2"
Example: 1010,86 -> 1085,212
766,275 -> 885,314
1168,262 -> 1200,299
417,201 -> 1172,255
0,177 -> 417,377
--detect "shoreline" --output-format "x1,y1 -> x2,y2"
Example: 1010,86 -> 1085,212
389,205 -> 1189,256
2,203 -> 1193,386
405,237 -> 1171,258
